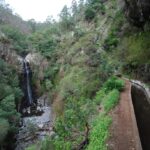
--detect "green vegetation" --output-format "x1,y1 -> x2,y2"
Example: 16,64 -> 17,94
0,25 -> 28,53
25,0 -> 128,149
104,11 -> 124,52
102,89 -> 119,112
0,58 -> 23,148
0,119 -> 9,144
27,77 -> 124,150
103,76 -> 125,92
122,31 -> 150,64
87,115 -> 112,150
85,0 -> 106,21
0,3 -> 25,148
28,30 -> 57,58
0,0 -> 149,149
116,25 -> 150,80
87,77 -> 124,150
94,76 -> 124,105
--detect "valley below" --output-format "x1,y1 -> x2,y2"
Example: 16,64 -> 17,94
0,0 -> 150,149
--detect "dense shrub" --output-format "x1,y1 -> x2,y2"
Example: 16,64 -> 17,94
28,32 -> 57,58
85,0 -> 105,21
87,77 -> 124,150
87,115 -> 112,150
103,76 -> 125,91
102,89 -> 120,112
93,77 -> 124,105
0,119 -> 9,144
94,89 -> 105,105
85,7 -> 96,21
104,32 -> 119,51
0,25 -> 28,53
104,11 -> 124,52
0,58 -> 23,146
125,32 -> 150,64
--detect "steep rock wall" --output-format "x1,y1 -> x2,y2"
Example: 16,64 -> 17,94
0,34 -> 23,71
124,0 -> 150,27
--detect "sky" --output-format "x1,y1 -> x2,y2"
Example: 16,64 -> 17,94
5,0 -> 73,22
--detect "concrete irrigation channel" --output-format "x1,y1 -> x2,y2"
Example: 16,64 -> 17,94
107,79 -> 144,150
131,80 -> 150,150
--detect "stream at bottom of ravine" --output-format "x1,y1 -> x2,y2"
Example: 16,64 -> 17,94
15,95 -> 54,150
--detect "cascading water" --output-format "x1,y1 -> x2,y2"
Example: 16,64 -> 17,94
23,59 -> 33,106
16,57 -> 52,150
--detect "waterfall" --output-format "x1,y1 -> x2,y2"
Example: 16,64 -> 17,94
23,59 -> 33,105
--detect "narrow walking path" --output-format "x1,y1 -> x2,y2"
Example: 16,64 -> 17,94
107,79 -> 142,150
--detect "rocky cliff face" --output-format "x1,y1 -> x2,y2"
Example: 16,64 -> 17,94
25,53 -> 49,96
0,33 -> 23,71
124,64 -> 150,83
124,0 -> 150,27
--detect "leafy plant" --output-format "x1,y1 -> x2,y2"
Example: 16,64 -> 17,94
87,115 -> 112,150
104,30 -> 119,51
85,0 -> 106,21
0,58 -> 22,147
126,32 -> 150,64
104,10 -> 124,52
102,89 -> 119,112
87,77 -> 124,150
94,89 -> 106,105
0,25 -> 28,53
103,76 -> 125,91
0,118 -> 9,144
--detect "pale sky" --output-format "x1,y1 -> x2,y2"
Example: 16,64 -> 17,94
5,0 -> 73,22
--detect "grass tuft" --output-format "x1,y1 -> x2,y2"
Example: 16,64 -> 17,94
87,114 -> 112,150
102,89 -> 120,112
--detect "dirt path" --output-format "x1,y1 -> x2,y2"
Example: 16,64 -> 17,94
107,79 -> 142,150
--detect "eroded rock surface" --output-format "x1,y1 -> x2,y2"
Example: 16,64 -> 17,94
124,0 -> 150,27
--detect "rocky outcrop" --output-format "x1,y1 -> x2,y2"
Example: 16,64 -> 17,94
25,53 -> 49,79
124,64 -> 150,83
25,53 -> 49,96
0,33 -> 23,71
124,0 -> 150,27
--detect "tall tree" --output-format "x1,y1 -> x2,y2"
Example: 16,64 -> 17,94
28,19 -> 36,33
71,0 -> 78,16
59,5 -> 74,31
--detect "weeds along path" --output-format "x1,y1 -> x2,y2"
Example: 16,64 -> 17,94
107,79 -> 142,150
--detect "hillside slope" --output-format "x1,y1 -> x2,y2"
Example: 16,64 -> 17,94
0,0 -> 150,149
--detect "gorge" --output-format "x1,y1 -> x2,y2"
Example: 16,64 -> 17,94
0,0 -> 150,149
16,58 -> 52,150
